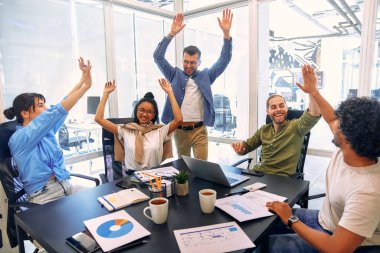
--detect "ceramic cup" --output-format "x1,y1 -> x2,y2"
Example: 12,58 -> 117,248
143,197 -> 169,224
199,189 -> 217,213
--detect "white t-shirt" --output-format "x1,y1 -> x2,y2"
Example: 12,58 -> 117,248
117,124 -> 171,171
318,149 -> 380,245
181,78 -> 204,122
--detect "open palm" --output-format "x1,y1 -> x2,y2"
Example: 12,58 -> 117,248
217,9 -> 233,33
104,80 -> 116,94
158,78 -> 172,94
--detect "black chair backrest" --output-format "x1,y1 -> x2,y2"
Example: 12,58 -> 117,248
102,118 -> 134,183
265,109 -> 310,178
0,121 -> 25,200
58,124 -> 70,151
0,121 -> 27,247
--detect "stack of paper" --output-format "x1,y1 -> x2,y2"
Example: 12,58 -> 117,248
134,166 -> 179,182
84,210 -> 150,252
98,188 -> 149,212
215,190 -> 287,222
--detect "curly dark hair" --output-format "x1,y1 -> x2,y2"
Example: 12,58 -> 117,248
335,97 -> 380,160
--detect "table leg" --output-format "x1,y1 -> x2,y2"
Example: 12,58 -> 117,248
15,223 -> 25,253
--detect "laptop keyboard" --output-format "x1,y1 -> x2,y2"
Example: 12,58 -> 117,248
227,177 -> 238,184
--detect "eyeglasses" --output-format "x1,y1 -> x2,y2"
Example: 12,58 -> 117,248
183,60 -> 199,66
138,108 -> 155,115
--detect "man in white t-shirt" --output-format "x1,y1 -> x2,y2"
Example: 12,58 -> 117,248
266,65 -> 380,252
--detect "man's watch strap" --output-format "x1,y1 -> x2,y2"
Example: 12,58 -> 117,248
287,215 -> 300,229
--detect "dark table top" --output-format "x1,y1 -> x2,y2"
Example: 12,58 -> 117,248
15,159 -> 309,253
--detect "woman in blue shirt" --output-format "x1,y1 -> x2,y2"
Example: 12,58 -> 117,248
3,57 -> 92,204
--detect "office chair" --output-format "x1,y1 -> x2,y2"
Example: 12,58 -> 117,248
0,121 -> 100,251
231,109 -> 323,208
58,124 -> 94,152
213,94 -> 237,133
101,118 -> 134,183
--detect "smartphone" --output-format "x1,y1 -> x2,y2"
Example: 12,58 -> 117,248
241,169 -> 265,177
65,229 -> 100,253
116,179 -> 137,189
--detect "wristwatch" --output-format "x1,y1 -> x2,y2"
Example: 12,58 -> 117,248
287,215 -> 300,229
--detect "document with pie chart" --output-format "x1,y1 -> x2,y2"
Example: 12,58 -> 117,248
84,210 -> 150,252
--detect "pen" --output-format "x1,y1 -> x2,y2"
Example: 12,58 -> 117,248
108,239 -> 147,253
224,189 -> 249,196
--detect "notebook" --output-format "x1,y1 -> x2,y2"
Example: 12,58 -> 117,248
98,188 -> 149,212
181,156 -> 249,187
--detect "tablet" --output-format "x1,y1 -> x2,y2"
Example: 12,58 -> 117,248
65,229 -> 100,253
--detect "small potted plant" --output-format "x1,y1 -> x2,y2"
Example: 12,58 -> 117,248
174,170 -> 190,196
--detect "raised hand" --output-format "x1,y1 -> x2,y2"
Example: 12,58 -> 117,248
78,57 -> 90,73
78,57 -> 91,85
103,80 -> 116,94
169,13 -> 186,37
232,142 -> 246,155
81,59 -> 92,89
296,64 -> 318,95
217,9 -> 233,39
158,78 -> 173,94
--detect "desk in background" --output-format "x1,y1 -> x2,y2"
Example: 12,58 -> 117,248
15,159 -> 309,253
66,122 -> 101,152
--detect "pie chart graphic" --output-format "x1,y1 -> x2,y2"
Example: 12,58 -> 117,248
96,219 -> 133,238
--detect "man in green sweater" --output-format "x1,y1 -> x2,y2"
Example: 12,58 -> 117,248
232,91 -> 320,177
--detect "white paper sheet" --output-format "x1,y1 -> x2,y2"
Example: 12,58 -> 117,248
84,210 -> 150,252
174,222 -> 255,253
215,190 -> 287,222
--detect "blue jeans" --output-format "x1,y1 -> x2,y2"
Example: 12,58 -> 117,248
267,208 -> 332,253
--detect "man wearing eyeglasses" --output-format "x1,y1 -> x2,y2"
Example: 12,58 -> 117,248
153,9 -> 233,160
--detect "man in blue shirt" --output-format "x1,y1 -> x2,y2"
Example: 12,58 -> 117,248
5,58 -> 92,204
153,9 -> 233,160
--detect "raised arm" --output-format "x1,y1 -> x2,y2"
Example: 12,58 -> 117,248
95,80 -> 119,135
217,9 -> 233,40
158,78 -> 182,135
61,58 -> 92,112
66,57 -> 89,97
296,65 -> 336,132
168,13 -> 186,37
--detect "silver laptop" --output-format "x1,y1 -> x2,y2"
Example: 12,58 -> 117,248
182,156 -> 249,187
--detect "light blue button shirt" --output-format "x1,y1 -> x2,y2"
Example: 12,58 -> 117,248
9,103 -> 70,195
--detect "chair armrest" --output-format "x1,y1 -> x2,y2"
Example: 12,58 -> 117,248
290,171 -> 304,179
70,173 -> 100,186
303,193 -> 326,201
230,158 -> 253,169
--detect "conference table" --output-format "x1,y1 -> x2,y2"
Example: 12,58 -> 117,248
14,159 -> 309,253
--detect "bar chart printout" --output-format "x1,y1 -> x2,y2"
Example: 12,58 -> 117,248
173,222 -> 255,253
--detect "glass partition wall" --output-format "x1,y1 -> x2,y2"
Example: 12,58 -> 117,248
1,0 -> 379,170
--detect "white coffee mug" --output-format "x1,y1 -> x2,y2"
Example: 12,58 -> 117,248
199,189 -> 216,213
143,197 -> 169,224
